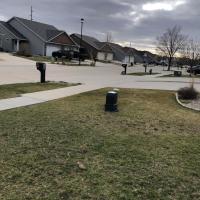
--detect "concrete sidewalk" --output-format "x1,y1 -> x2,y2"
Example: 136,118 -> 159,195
0,84 -> 104,111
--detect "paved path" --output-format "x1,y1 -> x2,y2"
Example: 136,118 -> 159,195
0,52 -> 200,111
0,84 -> 104,111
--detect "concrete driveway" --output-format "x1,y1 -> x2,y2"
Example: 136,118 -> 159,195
0,52 -> 199,91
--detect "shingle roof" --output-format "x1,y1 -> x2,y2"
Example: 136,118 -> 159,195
108,43 -> 128,61
0,21 -> 26,40
46,29 -> 63,41
14,17 -> 60,41
72,33 -> 100,49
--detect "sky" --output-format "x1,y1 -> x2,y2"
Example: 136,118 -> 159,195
0,0 -> 199,52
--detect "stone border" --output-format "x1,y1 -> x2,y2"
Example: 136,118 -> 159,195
175,93 -> 200,111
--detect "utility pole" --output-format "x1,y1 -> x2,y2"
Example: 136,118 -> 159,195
79,18 -> 84,66
30,6 -> 33,21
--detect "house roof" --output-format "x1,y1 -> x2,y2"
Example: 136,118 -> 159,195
13,17 -> 59,41
46,29 -> 64,41
7,17 -> 77,46
108,43 -> 129,61
95,42 -> 113,53
71,33 -> 100,49
8,17 -> 68,43
0,21 -> 26,40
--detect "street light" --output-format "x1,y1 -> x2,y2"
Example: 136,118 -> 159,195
79,18 -> 84,66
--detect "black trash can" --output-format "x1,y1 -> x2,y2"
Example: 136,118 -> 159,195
36,62 -> 46,83
174,70 -> 182,77
105,91 -> 118,112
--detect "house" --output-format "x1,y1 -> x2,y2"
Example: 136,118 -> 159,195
123,47 -> 144,64
0,17 -> 78,56
139,51 -> 158,64
0,21 -> 28,52
109,43 -> 135,64
71,33 -> 114,61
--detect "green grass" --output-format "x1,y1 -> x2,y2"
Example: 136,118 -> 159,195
128,72 -> 160,76
0,82 -> 79,99
0,89 -> 200,199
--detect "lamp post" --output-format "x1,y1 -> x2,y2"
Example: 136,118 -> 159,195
79,18 -> 84,66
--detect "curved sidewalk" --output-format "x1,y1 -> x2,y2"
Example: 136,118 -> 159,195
0,84 -> 103,111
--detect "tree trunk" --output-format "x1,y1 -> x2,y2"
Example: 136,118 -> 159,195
168,57 -> 172,71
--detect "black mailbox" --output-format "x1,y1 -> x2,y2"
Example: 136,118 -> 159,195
121,63 -> 127,75
105,91 -> 118,112
36,62 -> 46,83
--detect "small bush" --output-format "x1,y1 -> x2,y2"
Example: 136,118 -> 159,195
178,87 -> 199,100
15,51 -> 32,57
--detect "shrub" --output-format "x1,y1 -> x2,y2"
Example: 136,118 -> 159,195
178,86 -> 199,100
14,51 -> 32,57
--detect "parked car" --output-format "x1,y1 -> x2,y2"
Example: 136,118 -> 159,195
187,65 -> 200,75
73,48 -> 90,61
52,50 -> 74,60
0,47 -> 4,52
52,48 -> 89,61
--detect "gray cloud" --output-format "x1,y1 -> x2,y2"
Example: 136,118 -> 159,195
0,0 -> 199,51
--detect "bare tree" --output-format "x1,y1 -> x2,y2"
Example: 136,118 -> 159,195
156,25 -> 186,71
105,32 -> 113,43
183,39 -> 200,68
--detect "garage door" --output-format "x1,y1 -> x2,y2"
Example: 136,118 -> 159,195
106,53 -> 113,61
46,45 -> 61,57
124,56 -> 134,63
129,56 -> 134,63
97,52 -> 105,61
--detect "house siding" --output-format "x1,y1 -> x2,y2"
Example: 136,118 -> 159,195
0,25 -> 13,52
9,18 -> 45,55
51,33 -> 75,46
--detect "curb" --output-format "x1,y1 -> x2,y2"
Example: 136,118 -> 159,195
175,93 -> 200,112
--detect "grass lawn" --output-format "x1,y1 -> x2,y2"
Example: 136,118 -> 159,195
161,74 -> 200,78
13,54 -> 92,66
128,72 -> 160,76
13,54 -> 53,62
0,89 -> 200,199
52,62 -> 91,67
0,82 -> 79,99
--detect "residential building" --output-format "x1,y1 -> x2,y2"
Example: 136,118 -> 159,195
123,47 -> 144,64
71,33 -> 114,61
109,43 -> 135,64
0,17 -> 78,56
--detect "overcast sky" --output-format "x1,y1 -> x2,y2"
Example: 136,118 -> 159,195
0,0 -> 199,52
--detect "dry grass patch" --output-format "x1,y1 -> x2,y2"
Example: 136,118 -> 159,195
0,89 -> 200,199
0,82 -> 79,99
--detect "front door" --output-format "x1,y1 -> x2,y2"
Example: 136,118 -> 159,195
12,40 -> 17,52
